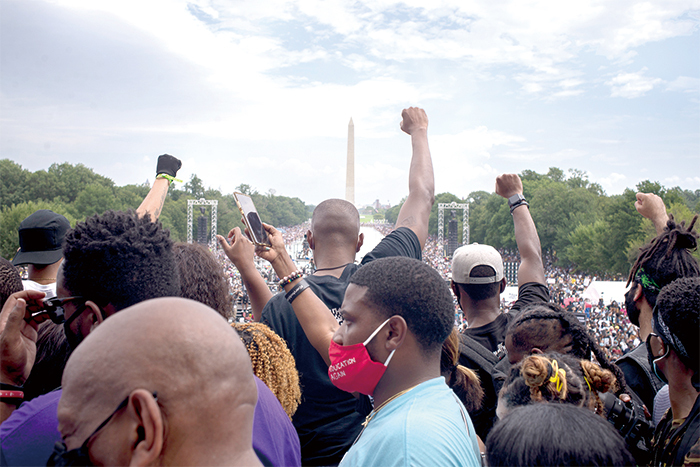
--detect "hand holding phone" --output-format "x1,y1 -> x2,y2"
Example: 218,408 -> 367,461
233,193 -> 270,247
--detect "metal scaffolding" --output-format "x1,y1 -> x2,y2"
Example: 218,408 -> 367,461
437,202 -> 469,257
187,198 -> 218,247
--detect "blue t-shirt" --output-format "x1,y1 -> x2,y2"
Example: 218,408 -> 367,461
339,377 -> 481,467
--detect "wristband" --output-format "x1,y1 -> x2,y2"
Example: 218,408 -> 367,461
510,200 -> 529,215
278,270 -> 303,288
0,390 -> 24,401
156,173 -> 183,185
285,279 -> 310,304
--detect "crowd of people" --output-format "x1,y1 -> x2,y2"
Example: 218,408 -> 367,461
1,108 -> 698,467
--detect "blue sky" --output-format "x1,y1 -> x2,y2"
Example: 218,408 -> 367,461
1,0 -> 698,207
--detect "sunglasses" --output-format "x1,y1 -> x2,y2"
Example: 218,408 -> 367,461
30,296 -> 86,325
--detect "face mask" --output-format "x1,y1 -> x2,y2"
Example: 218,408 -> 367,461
63,304 -> 87,351
624,285 -> 641,327
646,333 -> 669,384
328,318 -> 396,395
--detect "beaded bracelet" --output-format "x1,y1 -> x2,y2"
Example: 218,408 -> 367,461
278,270 -> 303,288
0,390 -> 24,402
285,279 -> 310,304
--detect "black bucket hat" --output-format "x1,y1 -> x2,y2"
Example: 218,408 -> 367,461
12,210 -> 70,266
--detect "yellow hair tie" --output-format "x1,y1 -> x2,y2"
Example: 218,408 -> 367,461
549,360 -> 566,393
584,376 -> 592,392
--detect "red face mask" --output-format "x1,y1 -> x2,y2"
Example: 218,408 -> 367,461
328,318 -> 396,395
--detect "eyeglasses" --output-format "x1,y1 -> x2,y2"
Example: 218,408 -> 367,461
48,392 -> 158,466
31,297 -> 86,325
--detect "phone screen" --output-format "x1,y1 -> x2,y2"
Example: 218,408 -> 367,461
235,193 -> 270,246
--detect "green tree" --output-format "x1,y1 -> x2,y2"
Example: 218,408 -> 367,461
0,159 -> 31,207
184,174 -> 205,199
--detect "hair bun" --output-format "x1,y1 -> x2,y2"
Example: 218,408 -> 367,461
521,355 -> 549,388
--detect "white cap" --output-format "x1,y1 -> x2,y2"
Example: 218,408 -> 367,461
451,243 -> 504,284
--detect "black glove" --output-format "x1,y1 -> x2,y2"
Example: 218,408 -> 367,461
156,154 -> 182,177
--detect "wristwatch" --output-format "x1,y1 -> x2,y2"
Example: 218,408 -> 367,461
507,193 -> 529,214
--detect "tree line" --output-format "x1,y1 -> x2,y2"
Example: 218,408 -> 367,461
0,159 -> 311,260
385,167 -> 699,276
2,160 -> 698,276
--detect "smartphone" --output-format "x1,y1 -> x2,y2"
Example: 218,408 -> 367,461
233,192 -> 270,247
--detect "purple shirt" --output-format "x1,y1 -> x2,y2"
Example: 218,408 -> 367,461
0,378 -> 300,467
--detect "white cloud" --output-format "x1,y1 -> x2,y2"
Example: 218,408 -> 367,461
607,67 -> 664,98
599,173 -> 627,190
666,76 -> 700,93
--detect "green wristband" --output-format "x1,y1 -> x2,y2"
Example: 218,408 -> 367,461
156,173 -> 183,185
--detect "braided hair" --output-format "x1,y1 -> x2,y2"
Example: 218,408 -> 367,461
507,302 -> 627,395
232,322 -> 301,419
627,214 -> 699,308
499,352 -> 618,416
441,327 -> 484,412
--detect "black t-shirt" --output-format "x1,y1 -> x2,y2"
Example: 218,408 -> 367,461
458,282 -> 550,438
261,227 -> 421,466
463,282 -> 550,359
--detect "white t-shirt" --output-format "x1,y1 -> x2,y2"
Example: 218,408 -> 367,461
22,280 -> 57,299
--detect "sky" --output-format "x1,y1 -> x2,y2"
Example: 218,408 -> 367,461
1,0 -> 699,207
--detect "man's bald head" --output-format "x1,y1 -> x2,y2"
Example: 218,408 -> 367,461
58,297 -> 259,466
310,199 -> 360,249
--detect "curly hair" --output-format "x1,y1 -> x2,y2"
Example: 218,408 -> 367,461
499,352 -> 618,416
627,214 -> 699,308
62,210 -> 180,311
349,257 -> 454,352
507,302 -> 627,395
441,327 -> 484,412
0,256 -> 23,309
173,242 -> 232,318
232,322 -> 301,419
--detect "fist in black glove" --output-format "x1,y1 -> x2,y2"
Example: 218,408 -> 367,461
156,154 -> 182,177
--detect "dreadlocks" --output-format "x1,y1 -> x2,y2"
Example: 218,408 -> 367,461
627,214 -> 699,308
506,302 -> 628,395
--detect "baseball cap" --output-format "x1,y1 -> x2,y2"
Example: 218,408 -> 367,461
451,243 -> 504,284
12,210 -> 70,266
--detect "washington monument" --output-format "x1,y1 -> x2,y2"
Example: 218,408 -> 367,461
345,117 -> 354,205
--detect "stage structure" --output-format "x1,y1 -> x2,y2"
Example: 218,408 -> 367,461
187,198 -> 218,246
437,202 -> 469,257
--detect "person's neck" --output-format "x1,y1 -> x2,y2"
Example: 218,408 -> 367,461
667,367 -> 699,420
312,249 -> 356,278
463,297 -> 501,329
372,356 -> 440,408
27,262 -> 61,284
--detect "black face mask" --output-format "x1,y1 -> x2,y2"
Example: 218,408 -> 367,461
624,285 -> 641,327
62,304 -> 86,351
48,396 -> 129,466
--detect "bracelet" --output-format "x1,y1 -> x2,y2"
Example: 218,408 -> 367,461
0,383 -> 23,391
510,200 -> 529,215
278,270 -> 303,288
285,279 -> 310,304
156,173 -> 183,185
0,390 -> 24,401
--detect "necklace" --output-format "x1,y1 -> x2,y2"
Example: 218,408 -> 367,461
314,262 -> 352,273
361,384 -> 420,428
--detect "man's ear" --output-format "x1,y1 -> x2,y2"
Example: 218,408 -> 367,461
356,233 -> 364,253
127,389 -> 164,467
83,301 -> 105,334
306,230 -> 314,250
385,315 -> 407,352
450,280 -> 460,299
633,283 -> 643,302
499,278 -> 507,294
